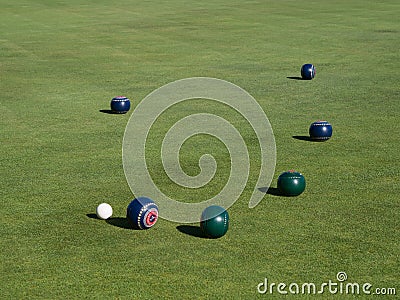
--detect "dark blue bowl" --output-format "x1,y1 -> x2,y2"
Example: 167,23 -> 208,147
301,64 -> 316,80
110,96 -> 131,113
126,197 -> 158,230
309,120 -> 332,141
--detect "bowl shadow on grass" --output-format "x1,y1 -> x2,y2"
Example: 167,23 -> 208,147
99,109 -> 114,114
176,225 -> 207,239
287,76 -> 305,80
292,135 -> 321,142
86,214 -> 137,230
258,187 -> 283,197
99,109 -> 127,114
106,217 -> 139,230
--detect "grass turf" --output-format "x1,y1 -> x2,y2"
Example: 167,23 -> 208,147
1,0 -> 399,298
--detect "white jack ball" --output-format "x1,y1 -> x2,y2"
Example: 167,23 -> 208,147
96,203 -> 113,220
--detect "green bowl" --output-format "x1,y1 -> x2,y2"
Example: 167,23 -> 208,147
277,170 -> 306,196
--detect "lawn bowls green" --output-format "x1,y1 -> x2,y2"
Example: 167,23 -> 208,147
309,120 -> 333,141
126,197 -> 158,230
277,170 -> 306,196
301,63 -> 316,80
110,96 -> 131,113
200,205 -> 229,238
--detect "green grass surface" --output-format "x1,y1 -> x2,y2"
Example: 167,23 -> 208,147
1,0 -> 399,299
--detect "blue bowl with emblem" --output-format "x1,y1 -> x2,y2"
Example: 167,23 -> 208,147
126,197 -> 159,230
